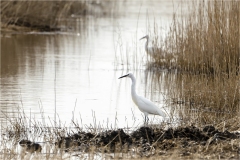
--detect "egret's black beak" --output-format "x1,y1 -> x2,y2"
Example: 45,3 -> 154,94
118,74 -> 129,79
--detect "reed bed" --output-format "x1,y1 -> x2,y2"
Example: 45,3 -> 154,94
1,1 -> 87,31
144,70 -> 238,126
1,1 -> 118,31
162,0 -> 239,75
146,0 -> 240,125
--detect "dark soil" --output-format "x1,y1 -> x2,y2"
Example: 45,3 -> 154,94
19,139 -> 42,153
49,125 -> 240,158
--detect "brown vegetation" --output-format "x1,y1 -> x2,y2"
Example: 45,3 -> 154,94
1,116 -> 239,159
147,0 -> 240,125
1,1 -> 87,31
153,1 -> 240,75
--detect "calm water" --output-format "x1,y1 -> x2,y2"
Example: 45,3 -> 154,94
1,1 -> 188,129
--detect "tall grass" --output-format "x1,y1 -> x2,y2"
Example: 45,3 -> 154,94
176,73 -> 239,125
1,1 -> 87,30
148,0 -> 240,125
165,0 -> 239,75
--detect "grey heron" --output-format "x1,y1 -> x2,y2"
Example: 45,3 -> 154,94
140,35 -> 163,59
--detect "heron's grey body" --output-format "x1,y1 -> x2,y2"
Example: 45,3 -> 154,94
119,73 -> 166,124
140,35 -> 162,58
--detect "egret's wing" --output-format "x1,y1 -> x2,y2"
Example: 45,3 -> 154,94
136,95 -> 166,117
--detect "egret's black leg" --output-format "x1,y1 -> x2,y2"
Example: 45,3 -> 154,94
144,115 -> 147,125
144,115 -> 149,126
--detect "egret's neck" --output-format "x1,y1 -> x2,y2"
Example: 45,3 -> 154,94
130,76 -> 137,97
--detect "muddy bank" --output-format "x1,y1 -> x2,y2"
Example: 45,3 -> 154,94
24,125 -> 238,159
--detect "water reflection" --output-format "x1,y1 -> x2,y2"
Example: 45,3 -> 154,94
1,1 -> 189,129
1,33 -> 175,128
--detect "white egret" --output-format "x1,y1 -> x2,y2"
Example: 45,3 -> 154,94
118,73 -> 166,124
140,35 -> 162,58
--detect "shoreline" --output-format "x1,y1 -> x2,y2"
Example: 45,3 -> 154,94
2,117 -> 239,159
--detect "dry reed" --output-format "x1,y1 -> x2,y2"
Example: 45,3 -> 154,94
147,0 -> 240,125
1,1 -> 87,31
164,0 -> 239,75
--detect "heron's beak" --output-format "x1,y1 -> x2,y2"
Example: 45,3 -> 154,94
139,36 -> 146,40
118,74 -> 129,79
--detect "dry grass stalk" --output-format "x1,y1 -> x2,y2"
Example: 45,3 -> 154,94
147,1 -> 240,125
167,0 -> 239,75
1,1 -> 87,30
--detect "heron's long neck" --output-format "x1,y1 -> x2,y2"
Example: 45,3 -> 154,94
145,38 -> 149,52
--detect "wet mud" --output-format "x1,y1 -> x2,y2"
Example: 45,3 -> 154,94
19,139 -> 42,153
51,125 -> 240,158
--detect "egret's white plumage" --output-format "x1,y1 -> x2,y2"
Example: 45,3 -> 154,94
119,73 -> 166,124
